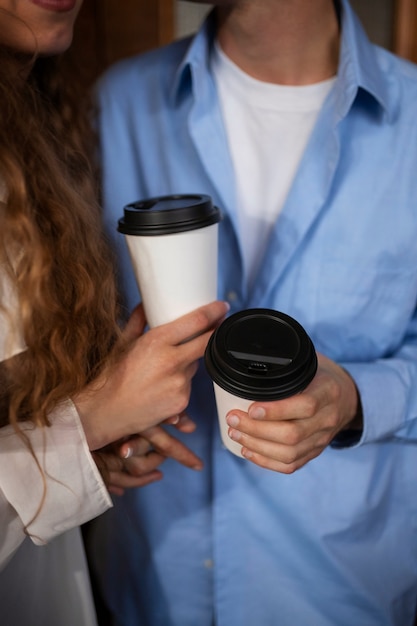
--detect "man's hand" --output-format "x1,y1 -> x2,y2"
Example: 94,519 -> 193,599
225,353 -> 361,473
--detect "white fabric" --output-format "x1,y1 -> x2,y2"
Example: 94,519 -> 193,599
0,399 -> 112,568
0,193 -> 25,360
0,530 -> 98,626
212,41 -> 335,287
0,401 -> 110,626
0,270 -> 26,360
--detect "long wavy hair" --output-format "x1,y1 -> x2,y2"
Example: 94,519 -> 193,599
0,40 -> 121,431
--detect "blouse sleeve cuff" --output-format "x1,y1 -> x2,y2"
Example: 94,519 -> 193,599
0,399 -> 112,545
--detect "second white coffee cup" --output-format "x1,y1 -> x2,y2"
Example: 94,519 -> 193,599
205,309 -> 318,457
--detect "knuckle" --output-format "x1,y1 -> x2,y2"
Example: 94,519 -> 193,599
283,448 -> 299,464
301,395 -> 318,418
170,384 -> 190,415
159,438 -> 178,456
328,378 -> 342,403
282,423 -> 302,446
127,459 -> 146,476
319,431 -> 333,448
193,308 -> 211,330
327,410 -> 340,429
166,370 -> 186,394
281,461 -> 298,475
143,333 -> 161,351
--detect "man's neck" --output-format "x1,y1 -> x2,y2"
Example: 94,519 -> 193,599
216,0 -> 340,85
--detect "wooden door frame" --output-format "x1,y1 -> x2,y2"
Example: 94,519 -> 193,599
71,0 -> 174,87
393,0 -> 417,62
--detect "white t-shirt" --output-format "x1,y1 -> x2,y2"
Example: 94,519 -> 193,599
212,41 -> 335,288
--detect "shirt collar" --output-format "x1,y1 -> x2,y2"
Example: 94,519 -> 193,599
169,10 -> 217,105
336,0 -> 393,122
170,1 -> 394,122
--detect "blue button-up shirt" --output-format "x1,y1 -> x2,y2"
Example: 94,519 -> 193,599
94,1 -> 417,624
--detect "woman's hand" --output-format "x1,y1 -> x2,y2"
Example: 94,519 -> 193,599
92,440 -> 164,496
73,300 -> 229,451
93,416 -> 202,496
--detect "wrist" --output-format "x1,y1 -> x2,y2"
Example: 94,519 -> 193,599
331,371 -> 363,449
343,388 -> 363,431
72,374 -> 123,451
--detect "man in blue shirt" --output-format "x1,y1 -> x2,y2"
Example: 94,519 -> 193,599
90,0 -> 417,624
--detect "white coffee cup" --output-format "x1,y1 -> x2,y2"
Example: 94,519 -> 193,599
118,194 -> 222,328
205,309 -> 318,457
212,385 -> 252,456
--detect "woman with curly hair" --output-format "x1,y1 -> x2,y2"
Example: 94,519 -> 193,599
0,2 -> 228,623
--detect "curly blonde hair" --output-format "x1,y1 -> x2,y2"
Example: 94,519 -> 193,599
0,45 -> 121,430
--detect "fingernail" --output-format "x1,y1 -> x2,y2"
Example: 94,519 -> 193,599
242,448 -> 253,459
228,428 -> 241,442
226,414 -> 240,427
122,447 -> 133,459
250,407 -> 266,419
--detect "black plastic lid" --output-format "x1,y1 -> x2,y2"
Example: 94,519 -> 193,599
205,308 -> 317,400
118,194 -> 222,236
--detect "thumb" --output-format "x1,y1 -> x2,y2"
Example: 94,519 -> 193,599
123,303 -> 147,341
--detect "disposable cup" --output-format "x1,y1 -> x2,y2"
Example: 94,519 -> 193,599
204,308 -> 318,457
118,194 -> 222,328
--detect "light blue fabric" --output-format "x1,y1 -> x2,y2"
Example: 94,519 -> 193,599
93,1 -> 417,624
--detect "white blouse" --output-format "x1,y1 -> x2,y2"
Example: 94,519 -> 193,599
0,399 -> 112,567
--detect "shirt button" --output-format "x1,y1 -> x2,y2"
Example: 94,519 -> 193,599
203,559 -> 214,569
226,291 -> 238,302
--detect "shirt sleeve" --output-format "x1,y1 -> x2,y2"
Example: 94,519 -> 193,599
0,399 -> 112,569
341,308 -> 417,445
